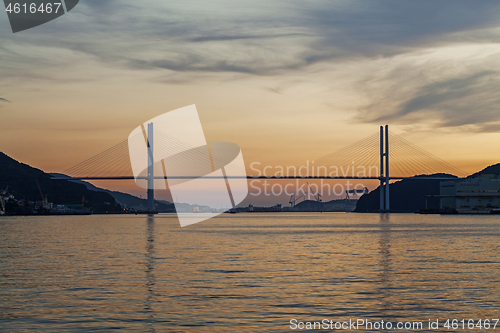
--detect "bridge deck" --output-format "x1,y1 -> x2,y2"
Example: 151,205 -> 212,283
54,176 -> 461,180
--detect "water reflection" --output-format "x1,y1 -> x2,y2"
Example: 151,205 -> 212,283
144,216 -> 156,332
1,214 -> 498,332
378,214 -> 393,311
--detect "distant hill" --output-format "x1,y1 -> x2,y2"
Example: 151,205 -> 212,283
157,200 -> 211,213
51,175 -> 209,213
0,152 -> 121,212
294,199 -> 324,211
294,199 -> 354,212
51,173 -> 175,213
355,174 -> 457,213
471,163 -> 500,177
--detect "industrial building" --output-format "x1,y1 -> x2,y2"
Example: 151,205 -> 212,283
440,174 -> 500,213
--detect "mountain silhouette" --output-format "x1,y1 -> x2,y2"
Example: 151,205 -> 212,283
0,152 -> 120,212
355,174 -> 457,213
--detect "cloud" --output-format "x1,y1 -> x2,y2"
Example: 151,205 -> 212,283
189,33 -> 307,43
353,44 -> 500,132
388,71 -> 496,121
3,0 -> 499,76
101,0 -> 500,74
0,97 -> 11,103
298,0 -> 500,59
379,71 -> 500,129
1,0 -> 500,130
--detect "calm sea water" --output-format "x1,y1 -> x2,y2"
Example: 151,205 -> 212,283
1,213 -> 499,332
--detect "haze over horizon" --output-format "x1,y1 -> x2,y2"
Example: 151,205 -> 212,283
1,0 -> 500,202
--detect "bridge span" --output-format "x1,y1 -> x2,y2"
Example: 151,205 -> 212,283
57,125 -> 466,213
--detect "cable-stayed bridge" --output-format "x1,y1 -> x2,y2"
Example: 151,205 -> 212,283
56,125 -> 467,212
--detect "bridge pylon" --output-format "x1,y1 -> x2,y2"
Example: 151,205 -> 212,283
147,122 -> 155,213
380,125 -> 390,212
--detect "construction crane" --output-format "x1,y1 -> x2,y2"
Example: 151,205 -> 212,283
289,193 -> 305,207
0,186 -> 6,215
35,179 -> 48,206
344,187 -> 369,212
63,195 -> 88,208
307,182 -> 322,202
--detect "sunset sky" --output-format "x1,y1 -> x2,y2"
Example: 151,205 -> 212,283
1,0 -> 500,204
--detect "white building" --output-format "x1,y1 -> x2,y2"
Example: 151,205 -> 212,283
440,174 -> 500,212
